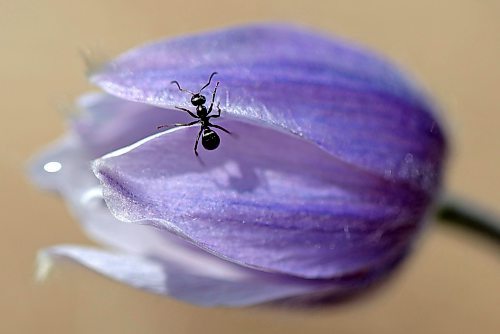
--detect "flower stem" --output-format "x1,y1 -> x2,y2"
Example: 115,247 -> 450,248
437,195 -> 500,243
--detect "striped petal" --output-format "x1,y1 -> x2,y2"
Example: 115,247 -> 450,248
91,24 -> 446,280
91,24 -> 446,192
93,120 -> 429,279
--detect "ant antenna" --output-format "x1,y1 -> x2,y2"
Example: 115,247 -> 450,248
198,72 -> 218,93
171,80 -> 195,95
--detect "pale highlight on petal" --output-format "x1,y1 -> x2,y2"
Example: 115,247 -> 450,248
39,245 -> 337,306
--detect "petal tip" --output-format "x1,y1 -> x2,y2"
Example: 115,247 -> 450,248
35,250 -> 55,283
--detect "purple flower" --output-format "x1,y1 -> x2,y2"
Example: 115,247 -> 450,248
31,24 -> 447,307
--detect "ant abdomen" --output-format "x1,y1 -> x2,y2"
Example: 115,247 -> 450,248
202,129 -> 220,150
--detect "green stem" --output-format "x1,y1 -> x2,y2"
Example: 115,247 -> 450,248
437,195 -> 500,243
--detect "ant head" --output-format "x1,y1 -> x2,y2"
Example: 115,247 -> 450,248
191,94 -> 206,106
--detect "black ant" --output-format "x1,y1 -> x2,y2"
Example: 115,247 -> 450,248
157,72 -> 231,156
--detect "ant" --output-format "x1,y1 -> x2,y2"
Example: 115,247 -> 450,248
157,72 -> 231,156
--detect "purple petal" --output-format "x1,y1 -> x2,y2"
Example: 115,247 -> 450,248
91,24 -> 446,192
72,92 -> 190,158
39,245 -> 335,307
32,24 -> 448,302
93,120 -> 429,279
28,92 -> 186,192
30,102 -> 335,306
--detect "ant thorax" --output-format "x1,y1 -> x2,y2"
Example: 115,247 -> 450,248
196,105 -> 208,118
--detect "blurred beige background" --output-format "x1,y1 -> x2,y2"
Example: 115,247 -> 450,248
1,0 -> 499,333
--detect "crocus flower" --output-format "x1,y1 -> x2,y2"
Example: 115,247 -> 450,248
31,24 -> 447,307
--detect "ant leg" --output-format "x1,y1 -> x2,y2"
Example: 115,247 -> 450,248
209,124 -> 231,135
209,102 -> 222,119
174,106 -> 198,119
208,103 -> 222,119
207,82 -> 220,114
194,128 -> 203,156
157,120 -> 199,130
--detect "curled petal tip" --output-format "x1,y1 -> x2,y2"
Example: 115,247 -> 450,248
35,250 -> 55,283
